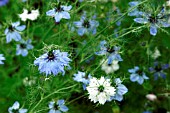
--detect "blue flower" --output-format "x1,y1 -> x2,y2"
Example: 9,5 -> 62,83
95,40 -> 123,65
111,78 -> 128,101
134,8 -> 170,36
74,13 -> 99,36
8,101 -> 27,113
73,71 -> 92,90
0,54 -> 5,64
143,111 -> 152,113
5,22 -> 26,43
0,0 -> 8,7
128,66 -> 149,84
49,99 -> 69,113
149,62 -> 169,80
128,1 -> 143,17
34,50 -> 71,76
16,39 -> 33,57
115,7 -> 122,26
46,4 -> 72,23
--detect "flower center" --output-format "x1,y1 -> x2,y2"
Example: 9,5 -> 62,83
107,47 -> 115,53
54,104 -> 59,110
47,51 -> 55,61
9,25 -> 14,32
82,20 -> 90,28
98,85 -> 104,92
20,43 -> 26,49
136,70 -> 142,75
155,65 -> 162,72
12,109 -> 19,113
148,16 -> 158,23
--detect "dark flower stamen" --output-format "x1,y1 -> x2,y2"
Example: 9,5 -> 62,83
148,16 -> 158,23
107,47 -> 115,53
98,85 -> 104,92
48,51 -> 55,61
9,25 -> 14,32
82,20 -> 90,28
20,43 -> 26,49
155,65 -> 162,72
54,104 -> 59,110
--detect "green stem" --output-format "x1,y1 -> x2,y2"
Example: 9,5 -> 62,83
29,84 -> 77,113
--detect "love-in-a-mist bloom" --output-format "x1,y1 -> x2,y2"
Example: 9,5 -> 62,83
128,1 -> 143,17
134,8 -> 170,36
73,71 -> 92,90
46,3 -> 72,23
0,0 -> 8,7
16,39 -> 33,57
34,50 -> 71,76
74,13 -> 99,36
101,59 -> 119,74
128,66 -> 149,84
19,9 -> 40,21
86,76 -> 116,105
95,40 -> 123,65
111,78 -> 128,101
5,22 -> 26,43
0,54 -> 5,64
48,99 -> 69,113
8,101 -> 27,113
149,62 -> 169,80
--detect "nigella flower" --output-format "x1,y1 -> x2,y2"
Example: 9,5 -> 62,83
86,76 -> 116,105
5,22 -> 26,43
101,59 -> 119,74
74,13 -> 99,36
95,40 -> 123,65
18,9 -> 40,21
73,71 -> 92,90
115,7 -> 122,26
110,78 -> 128,101
0,0 -> 9,7
128,1 -> 143,17
16,39 -> 33,57
48,99 -> 69,113
0,54 -> 5,64
34,50 -> 71,76
134,8 -> 170,36
46,3 -> 72,23
128,66 -> 149,84
8,101 -> 27,113
149,62 -> 169,80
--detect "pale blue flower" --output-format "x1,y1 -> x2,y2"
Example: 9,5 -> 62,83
0,54 -> 5,64
95,40 -> 123,64
128,66 -> 149,85
5,22 -> 26,43
8,101 -> 27,113
128,1 -> 143,17
0,0 -> 8,7
149,61 -> 169,80
73,71 -> 92,90
16,39 -> 33,57
34,50 -> 71,76
111,78 -> 128,101
74,13 -> 99,36
46,5 -> 72,23
49,99 -> 68,113
134,8 -> 170,36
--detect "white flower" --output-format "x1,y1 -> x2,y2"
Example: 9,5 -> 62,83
151,47 -> 161,59
101,59 -> 119,74
146,94 -> 157,101
86,77 -> 116,105
19,9 -> 40,21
